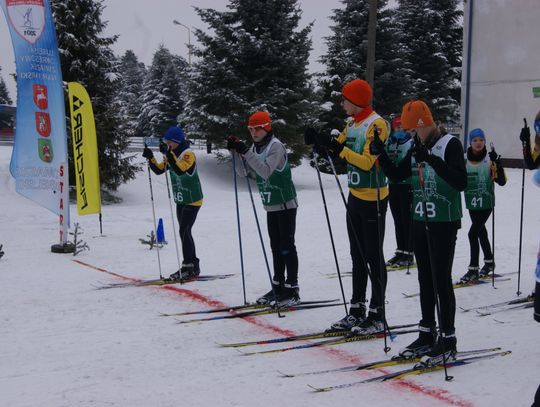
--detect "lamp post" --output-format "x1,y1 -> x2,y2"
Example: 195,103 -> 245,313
172,20 -> 192,65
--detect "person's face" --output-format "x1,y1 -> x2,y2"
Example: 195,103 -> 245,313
340,96 -> 361,116
165,140 -> 179,150
470,136 -> 485,152
415,126 -> 432,143
248,125 -> 268,142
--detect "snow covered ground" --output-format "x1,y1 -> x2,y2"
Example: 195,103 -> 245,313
0,144 -> 538,407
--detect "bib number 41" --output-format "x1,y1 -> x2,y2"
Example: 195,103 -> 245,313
415,201 -> 436,218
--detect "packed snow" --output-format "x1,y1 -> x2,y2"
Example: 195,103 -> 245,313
0,144 -> 538,407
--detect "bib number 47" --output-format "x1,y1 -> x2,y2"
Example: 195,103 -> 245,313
415,201 -> 436,218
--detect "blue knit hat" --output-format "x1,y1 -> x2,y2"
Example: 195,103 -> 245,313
163,126 -> 185,144
468,128 -> 485,144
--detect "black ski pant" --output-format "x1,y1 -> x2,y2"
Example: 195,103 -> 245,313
346,193 -> 388,315
413,220 -> 458,334
389,183 -> 413,253
467,209 -> 493,267
267,208 -> 298,286
176,204 -> 200,264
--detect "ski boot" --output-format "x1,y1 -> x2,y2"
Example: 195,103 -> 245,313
417,333 -> 457,368
479,259 -> 495,277
256,280 -> 282,305
350,310 -> 385,336
386,251 -> 403,268
327,302 -> 366,332
396,325 -> 436,359
460,266 -> 479,283
277,283 -> 301,307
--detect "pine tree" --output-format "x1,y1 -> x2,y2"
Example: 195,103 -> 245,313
181,0 -> 315,164
0,66 -> 12,105
116,50 -> 146,139
51,0 -> 138,191
395,0 -> 461,122
318,0 -> 408,134
429,0 -> 463,116
138,45 -> 188,138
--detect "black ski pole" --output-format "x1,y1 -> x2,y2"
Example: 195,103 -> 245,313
146,149 -> 163,280
311,147 -> 348,316
241,158 -> 283,317
232,152 -> 247,305
490,142 -> 497,289
418,162 -> 452,381
374,158 -> 391,353
406,188 -> 414,275
517,119 -> 527,296
373,125 -> 391,354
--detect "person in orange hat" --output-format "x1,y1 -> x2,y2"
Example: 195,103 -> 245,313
385,115 -> 415,270
370,99 -> 467,366
315,79 -> 391,335
227,111 -> 300,307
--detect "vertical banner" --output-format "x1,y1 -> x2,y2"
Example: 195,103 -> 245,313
67,82 -> 101,216
1,0 -> 69,232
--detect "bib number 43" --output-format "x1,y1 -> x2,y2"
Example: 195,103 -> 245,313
415,201 -> 436,218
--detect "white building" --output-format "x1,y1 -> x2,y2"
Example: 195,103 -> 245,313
461,0 -> 540,163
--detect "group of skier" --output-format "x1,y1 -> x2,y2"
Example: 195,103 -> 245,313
140,77 -> 539,367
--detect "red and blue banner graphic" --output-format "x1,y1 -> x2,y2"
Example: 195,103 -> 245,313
1,0 -> 69,226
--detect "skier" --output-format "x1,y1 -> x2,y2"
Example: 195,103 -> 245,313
370,100 -> 467,365
460,128 -> 506,282
521,110 -> 540,170
142,126 -> 203,280
316,79 -> 390,334
227,111 -> 300,307
385,115 -> 415,270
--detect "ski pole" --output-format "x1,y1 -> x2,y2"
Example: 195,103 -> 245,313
406,187 -> 414,275
418,163 -> 452,381
164,166 -> 183,283
373,125 -> 391,353
241,159 -> 283,317
146,152 -> 163,280
517,119 -> 527,296
232,153 -> 247,305
311,147 -> 348,316
374,158 -> 391,353
490,142 -> 496,289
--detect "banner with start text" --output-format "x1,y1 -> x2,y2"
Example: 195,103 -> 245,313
67,82 -> 101,216
1,0 -> 69,223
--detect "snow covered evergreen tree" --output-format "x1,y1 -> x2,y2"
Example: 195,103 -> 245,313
318,0 -> 408,134
50,0 -> 138,191
395,0 -> 461,122
0,66 -> 12,105
138,45 -> 188,138
116,50 -> 146,139
182,0 -> 315,164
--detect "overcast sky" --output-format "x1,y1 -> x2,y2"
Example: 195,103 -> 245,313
0,0 -> 355,100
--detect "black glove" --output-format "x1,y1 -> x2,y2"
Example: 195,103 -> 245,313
304,128 -> 318,145
369,128 -> 385,155
226,135 -> 249,154
316,133 -> 344,156
520,126 -> 531,144
159,141 -> 169,154
489,149 -> 500,162
142,145 -> 154,160
412,143 -> 431,163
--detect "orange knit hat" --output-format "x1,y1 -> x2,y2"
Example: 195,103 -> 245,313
401,100 -> 435,130
248,111 -> 272,132
341,79 -> 372,107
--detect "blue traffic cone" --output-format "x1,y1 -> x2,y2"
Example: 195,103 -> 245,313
156,218 -> 166,244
